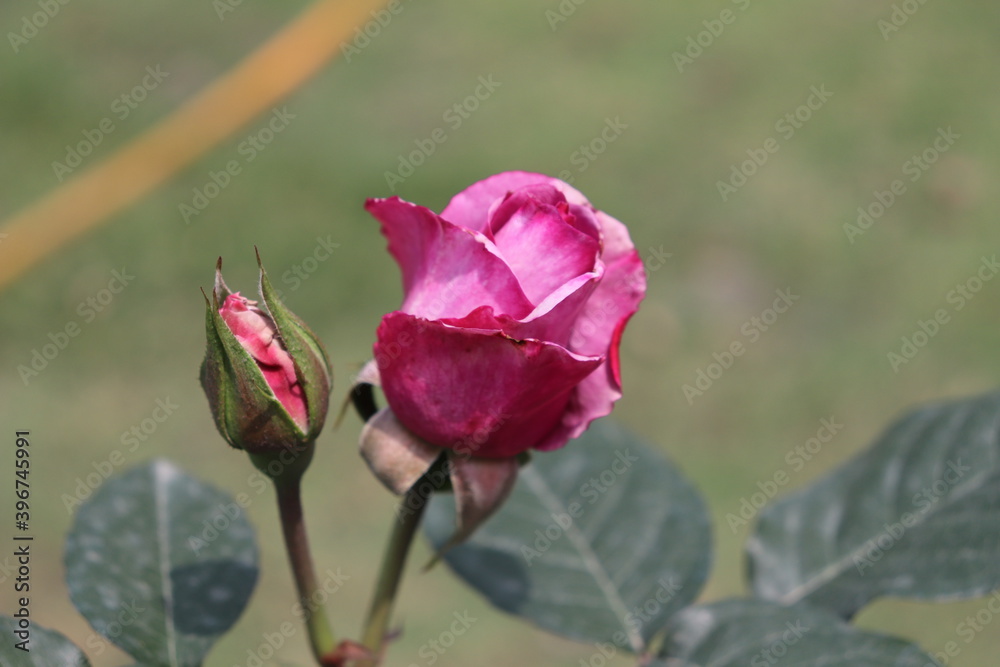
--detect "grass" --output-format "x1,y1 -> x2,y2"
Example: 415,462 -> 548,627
2,0 -> 1000,665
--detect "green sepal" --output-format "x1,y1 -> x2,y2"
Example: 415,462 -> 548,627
257,248 -> 333,443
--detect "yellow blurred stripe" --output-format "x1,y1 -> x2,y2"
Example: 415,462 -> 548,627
0,0 -> 384,291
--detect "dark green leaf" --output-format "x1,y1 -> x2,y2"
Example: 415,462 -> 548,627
423,419 -> 711,653
748,391 -> 1000,618
65,459 -> 258,666
651,598 -> 939,666
0,616 -> 91,667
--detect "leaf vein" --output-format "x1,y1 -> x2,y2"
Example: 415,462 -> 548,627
522,466 -> 645,653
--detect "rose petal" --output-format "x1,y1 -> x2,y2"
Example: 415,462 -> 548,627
516,269 -> 603,345
561,202 -> 603,243
485,183 -> 568,238
595,210 -> 640,268
570,244 -> 645,359
440,171 -> 562,232
220,293 -> 307,430
535,314 -> 639,453
440,171 -> 597,225
375,312 -> 602,458
532,362 -> 621,452
534,224 -> 645,452
220,294 -> 279,362
441,270 -> 602,348
490,193 -> 600,304
366,197 -> 533,320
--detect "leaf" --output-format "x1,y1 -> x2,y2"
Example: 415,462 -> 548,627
423,419 -> 712,653
65,459 -> 258,666
747,391 -> 1000,618
0,616 -> 91,667
651,598 -> 940,666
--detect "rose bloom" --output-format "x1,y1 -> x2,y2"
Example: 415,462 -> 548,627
366,171 -> 646,458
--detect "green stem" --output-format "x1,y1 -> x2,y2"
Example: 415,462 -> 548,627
275,476 -> 337,665
356,483 -> 430,666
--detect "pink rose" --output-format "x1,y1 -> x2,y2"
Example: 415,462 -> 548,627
366,171 -> 646,458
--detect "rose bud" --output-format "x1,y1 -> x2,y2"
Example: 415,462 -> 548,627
201,252 -> 332,461
355,171 -> 646,550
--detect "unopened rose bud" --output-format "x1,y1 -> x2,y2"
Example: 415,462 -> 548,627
200,253 -> 332,462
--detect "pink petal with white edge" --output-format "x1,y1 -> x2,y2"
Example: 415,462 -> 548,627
366,197 -> 533,321
376,312 -> 602,458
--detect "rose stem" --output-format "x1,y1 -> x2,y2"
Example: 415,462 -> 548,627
274,473 -> 337,665
356,482 -> 431,666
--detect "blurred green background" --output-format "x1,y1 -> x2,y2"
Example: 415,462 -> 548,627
3,0 -> 1000,665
